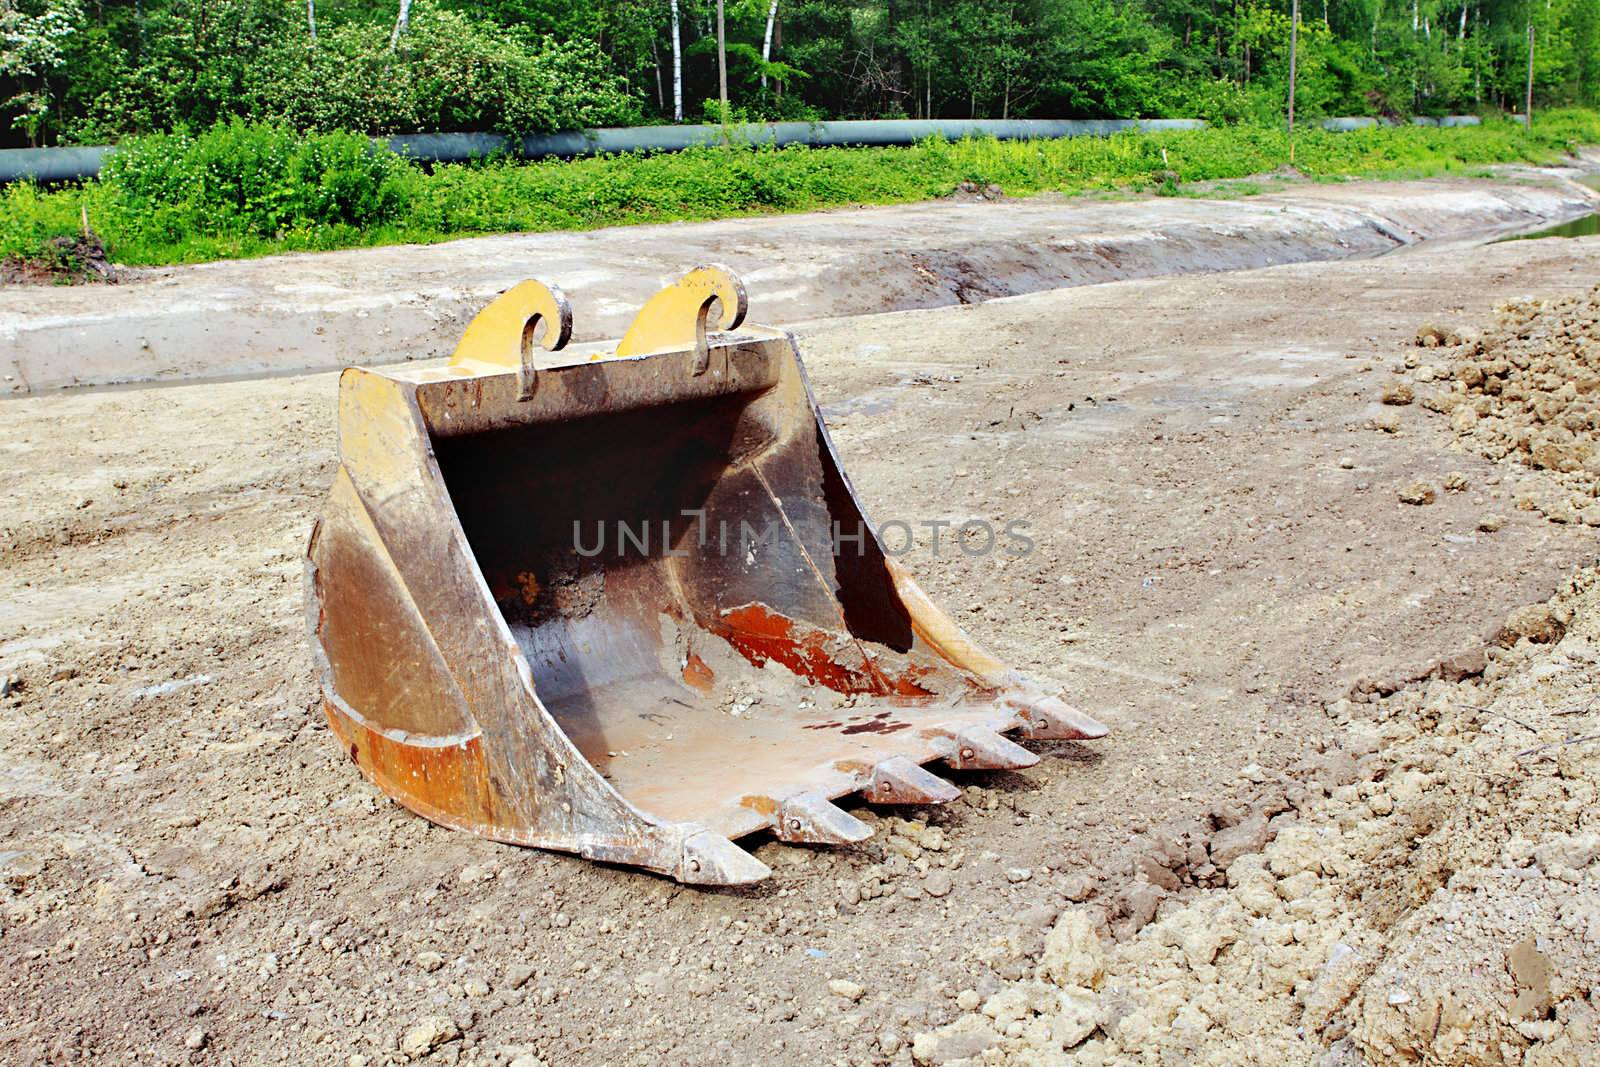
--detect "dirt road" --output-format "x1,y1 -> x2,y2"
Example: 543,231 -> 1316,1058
2,231 -> 1600,1065
3,170 -> 1594,394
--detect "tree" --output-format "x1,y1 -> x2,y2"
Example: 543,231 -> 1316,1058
389,0 -> 413,52
670,0 -> 683,120
760,0 -> 778,88
716,0 -> 728,118
0,0 -> 82,143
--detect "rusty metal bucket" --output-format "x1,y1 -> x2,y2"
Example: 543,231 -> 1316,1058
305,267 -> 1104,884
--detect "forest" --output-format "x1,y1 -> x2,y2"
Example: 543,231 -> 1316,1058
1,0 -> 1598,148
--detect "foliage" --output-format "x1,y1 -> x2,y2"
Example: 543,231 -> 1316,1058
243,8 -> 638,135
93,120 -> 409,247
5,112 -> 1598,268
5,0 -> 1600,148
0,0 -> 81,143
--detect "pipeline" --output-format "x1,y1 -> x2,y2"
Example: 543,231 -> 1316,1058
3,119 -> 1205,185
0,115 -> 1491,185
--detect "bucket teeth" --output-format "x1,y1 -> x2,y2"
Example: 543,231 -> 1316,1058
937,727 -> 1040,771
678,829 -> 772,885
866,756 -> 962,805
774,793 -> 874,845
1010,697 -> 1109,741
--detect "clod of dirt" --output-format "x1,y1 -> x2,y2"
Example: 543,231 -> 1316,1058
1495,602 -> 1566,646
1425,283 -> 1600,523
0,234 -> 116,285
1398,482 -> 1436,505
399,1015 -> 459,1058
1381,382 -> 1415,406
910,570 -> 1600,1066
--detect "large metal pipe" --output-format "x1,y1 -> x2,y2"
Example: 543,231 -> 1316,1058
1320,115 -> 1482,131
0,114 -> 1490,185
0,119 -> 1206,185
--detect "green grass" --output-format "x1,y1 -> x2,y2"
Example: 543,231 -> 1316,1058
5,110 -> 1599,271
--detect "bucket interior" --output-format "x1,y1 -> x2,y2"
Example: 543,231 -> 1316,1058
428,374 -> 998,831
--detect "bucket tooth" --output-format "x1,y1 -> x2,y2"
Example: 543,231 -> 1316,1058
866,756 -> 962,805
1010,697 -> 1109,741
678,830 -> 772,885
773,793 -> 873,844
936,727 -> 1040,771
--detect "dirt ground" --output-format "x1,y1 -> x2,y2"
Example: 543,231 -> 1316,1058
3,224 -> 1600,1066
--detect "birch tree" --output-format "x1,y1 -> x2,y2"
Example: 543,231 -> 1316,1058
389,0 -> 413,52
670,0 -> 683,120
761,0 -> 779,88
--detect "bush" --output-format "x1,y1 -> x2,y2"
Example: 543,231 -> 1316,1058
8,111 -> 1600,268
244,6 -> 640,135
100,121 -> 410,241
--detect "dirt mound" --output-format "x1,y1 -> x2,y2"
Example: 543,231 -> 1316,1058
910,574 -> 1600,1066
0,234 -> 116,286
1413,284 -> 1600,522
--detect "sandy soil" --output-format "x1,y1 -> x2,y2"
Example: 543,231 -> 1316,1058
3,170 -> 1594,393
2,231 -> 1599,1066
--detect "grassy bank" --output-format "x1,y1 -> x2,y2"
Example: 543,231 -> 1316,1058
4,112 -> 1599,271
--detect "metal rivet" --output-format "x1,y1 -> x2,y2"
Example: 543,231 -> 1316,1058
959,747 -> 975,761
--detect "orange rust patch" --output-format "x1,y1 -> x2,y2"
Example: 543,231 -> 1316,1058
682,651 -> 715,694
324,697 -> 495,830
740,794 -> 778,816
716,602 -> 936,697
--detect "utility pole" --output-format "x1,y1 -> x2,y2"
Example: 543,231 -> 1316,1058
1288,0 -> 1300,133
1525,22 -> 1535,128
717,0 -> 729,122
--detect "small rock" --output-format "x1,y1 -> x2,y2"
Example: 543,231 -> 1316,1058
399,1016 -> 459,1059
1120,881 -> 1163,929
0,674 -> 18,698
1498,603 -> 1565,646
503,963 -> 536,990
415,951 -> 445,973
1004,867 -> 1033,884
1338,457 -> 1356,470
1060,873 -> 1097,902
911,1017 -> 998,1065
463,977 -> 490,997
1398,482 -> 1436,506
1209,815 -> 1270,869
1479,513 -> 1507,532
1381,383 -> 1414,406
828,979 -> 865,1002
956,989 -> 982,1011
1040,910 -> 1105,989
184,1028 -> 207,1051
1415,324 -> 1447,347
1442,471 -> 1469,492
1437,648 -> 1487,682
923,870 -> 953,898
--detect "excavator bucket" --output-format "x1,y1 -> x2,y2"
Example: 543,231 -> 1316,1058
305,266 -> 1105,885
